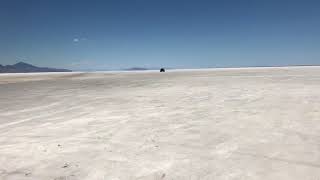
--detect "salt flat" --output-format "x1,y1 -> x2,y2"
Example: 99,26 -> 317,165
1,67 -> 320,180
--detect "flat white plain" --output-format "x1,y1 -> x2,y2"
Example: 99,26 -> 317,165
1,67 -> 320,180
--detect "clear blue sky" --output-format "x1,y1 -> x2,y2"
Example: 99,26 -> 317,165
0,0 -> 319,70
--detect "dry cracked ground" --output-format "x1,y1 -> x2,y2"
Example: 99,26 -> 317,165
0,67 -> 320,180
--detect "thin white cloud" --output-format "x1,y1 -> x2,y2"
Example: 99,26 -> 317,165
73,37 -> 87,43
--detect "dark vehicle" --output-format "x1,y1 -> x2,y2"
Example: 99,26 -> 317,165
160,68 -> 165,72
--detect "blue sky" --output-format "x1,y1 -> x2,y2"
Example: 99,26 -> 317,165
0,0 -> 319,70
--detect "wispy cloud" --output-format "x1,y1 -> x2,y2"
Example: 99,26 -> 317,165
73,37 -> 86,43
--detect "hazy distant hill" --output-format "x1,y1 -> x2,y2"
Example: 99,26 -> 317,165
0,62 -> 71,73
124,67 -> 149,71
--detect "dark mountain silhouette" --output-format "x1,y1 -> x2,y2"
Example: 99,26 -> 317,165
0,62 -> 71,73
124,67 -> 149,71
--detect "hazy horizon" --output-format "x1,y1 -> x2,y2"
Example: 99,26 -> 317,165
2,61 -> 320,72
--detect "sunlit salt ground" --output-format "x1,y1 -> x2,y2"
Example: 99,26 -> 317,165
1,67 -> 320,180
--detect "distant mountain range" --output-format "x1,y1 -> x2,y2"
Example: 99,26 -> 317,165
0,62 -> 71,73
124,67 -> 170,71
124,67 -> 149,71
